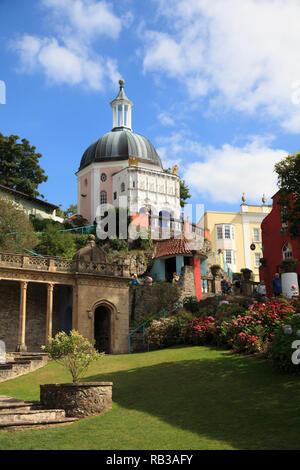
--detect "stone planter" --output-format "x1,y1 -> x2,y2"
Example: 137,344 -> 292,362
40,382 -> 113,418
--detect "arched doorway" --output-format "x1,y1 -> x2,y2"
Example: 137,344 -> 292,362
94,305 -> 111,353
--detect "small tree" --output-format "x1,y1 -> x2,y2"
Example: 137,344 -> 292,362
42,330 -> 103,383
0,197 -> 38,253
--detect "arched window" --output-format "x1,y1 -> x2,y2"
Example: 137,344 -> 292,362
100,191 -> 107,205
282,242 -> 293,260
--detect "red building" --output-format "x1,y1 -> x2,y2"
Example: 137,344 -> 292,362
259,192 -> 300,297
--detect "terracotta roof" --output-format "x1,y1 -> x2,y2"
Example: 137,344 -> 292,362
154,237 -> 207,259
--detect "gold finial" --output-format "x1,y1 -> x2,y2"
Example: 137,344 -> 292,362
172,165 -> 178,175
119,79 -> 125,87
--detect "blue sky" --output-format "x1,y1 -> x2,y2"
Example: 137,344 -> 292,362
1,0 -> 300,218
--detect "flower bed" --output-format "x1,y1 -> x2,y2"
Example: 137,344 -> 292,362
145,298 -> 299,365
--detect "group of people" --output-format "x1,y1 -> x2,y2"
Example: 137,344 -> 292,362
129,271 -> 181,287
129,273 -> 153,286
221,272 -> 287,303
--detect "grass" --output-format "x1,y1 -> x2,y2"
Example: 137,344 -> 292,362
0,345 -> 300,450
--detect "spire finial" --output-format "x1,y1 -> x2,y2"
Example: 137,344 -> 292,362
262,194 -> 267,205
119,79 -> 125,88
242,193 -> 246,203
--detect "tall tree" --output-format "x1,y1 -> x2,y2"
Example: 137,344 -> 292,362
0,198 -> 38,253
275,151 -> 300,239
0,133 -> 48,198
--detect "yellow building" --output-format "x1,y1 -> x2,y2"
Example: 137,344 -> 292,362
199,196 -> 272,281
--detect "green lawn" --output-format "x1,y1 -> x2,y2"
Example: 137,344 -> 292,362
0,345 -> 300,450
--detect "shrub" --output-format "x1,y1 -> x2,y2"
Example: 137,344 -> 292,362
42,330 -> 103,383
270,315 -> 300,374
145,313 -> 192,348
184,316 -> 216,345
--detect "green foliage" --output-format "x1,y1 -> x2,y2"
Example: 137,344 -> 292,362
271,315 -> 300,374
0,197 -> 38,253
275,151 -> 300,239
0,133 -> 47,197
73,233 -> 89,251
31,217 -> 60,233
131,229 -> 153,251
36,224 -> 76,258
56,204 -> 78,218
108,237 -> 129,252
144,312 -> 194,348
42,330 -> 103,383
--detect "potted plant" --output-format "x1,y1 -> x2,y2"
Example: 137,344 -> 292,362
210,264 -> 221,277
40,330 -> 112,418
279,258 -> 297,273
241,268 -> 252,281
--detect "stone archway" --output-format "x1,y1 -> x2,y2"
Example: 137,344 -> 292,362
92,300 -> 117,354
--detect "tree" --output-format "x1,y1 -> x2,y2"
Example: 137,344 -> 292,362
179,179 -> 192,208
0,133 -> 47,198
0,198 -> 38,253
36,224 -> 76,258
42,330 -> 103,383
275,151 -> 300,239
56,204 -> 78,218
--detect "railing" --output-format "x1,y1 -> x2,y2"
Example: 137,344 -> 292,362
128,301 -> 183,353
0,252 -> 128,277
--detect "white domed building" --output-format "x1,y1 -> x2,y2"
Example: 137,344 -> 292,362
76,80 -> 181,228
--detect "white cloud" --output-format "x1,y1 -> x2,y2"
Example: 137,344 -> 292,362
41,0 -> 122,40
156,132 -> 288,203
11,0 -> 124,90
157,112 -> 175,126
143,0 -> 300,132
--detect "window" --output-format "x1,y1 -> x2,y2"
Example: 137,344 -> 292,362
217,226 -> 223,239
255,253 -> 261,267
100,191 -> 107,205
282,242 -> 293,260
224,225 -> 231,239
121,182 -> 125,192
113,192 -> 117,200
100,173 -> 107,182
224,250 -> 236,265
253,228 -> 260,242
216,224 -> 234,240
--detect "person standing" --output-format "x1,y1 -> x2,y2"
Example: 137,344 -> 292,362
272,273 -> 282,297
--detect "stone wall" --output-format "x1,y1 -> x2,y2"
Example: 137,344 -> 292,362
129,282 -> 180,326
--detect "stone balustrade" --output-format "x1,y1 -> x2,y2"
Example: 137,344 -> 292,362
0,252 -> 128,277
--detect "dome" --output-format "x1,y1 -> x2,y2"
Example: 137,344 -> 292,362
79,128 -> 163,171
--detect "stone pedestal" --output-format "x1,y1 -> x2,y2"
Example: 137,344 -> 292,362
242,281 -> 253,297
40,382 -> 113,418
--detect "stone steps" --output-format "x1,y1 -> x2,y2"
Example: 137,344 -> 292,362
0,397 -> 78,431
0,352 -> 48,383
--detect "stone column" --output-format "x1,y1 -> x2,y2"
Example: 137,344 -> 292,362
16,281 -> 28,352
45,283 -> 54,345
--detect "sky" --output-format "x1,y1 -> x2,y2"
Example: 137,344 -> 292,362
1,0 -> 300,219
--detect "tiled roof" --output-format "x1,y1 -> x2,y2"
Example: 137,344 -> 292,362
154,237 -> 207,259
